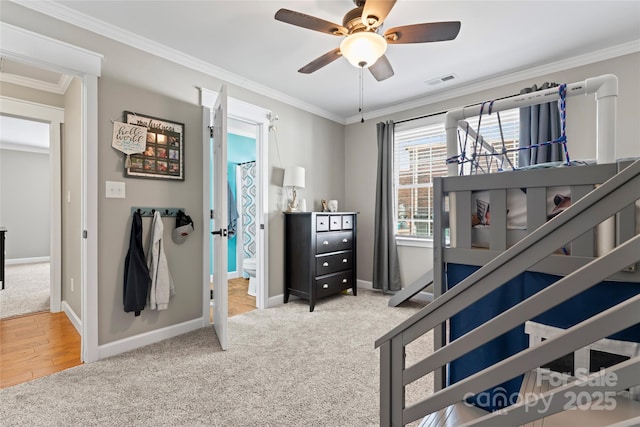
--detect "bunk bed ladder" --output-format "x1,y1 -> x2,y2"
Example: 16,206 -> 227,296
376,159 -> 640,426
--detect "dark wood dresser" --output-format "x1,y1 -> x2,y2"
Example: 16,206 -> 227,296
284,212 -> 357,311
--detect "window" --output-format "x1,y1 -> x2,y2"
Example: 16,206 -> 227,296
393,109 -> 520,238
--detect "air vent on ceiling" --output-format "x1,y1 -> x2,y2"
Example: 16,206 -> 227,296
425,73 -> 457,86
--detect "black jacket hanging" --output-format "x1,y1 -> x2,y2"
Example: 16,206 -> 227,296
123,211 -> 150,316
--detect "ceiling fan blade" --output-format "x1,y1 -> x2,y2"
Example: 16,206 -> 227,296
384,21 -> 461,44
368,55 -> 394,82
362,0 -> 397,28
275,9 -> 348,36
298,48 -> 342,74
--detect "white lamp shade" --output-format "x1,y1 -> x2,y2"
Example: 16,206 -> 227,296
283,166 -> 305,189
340,32 -> 387,68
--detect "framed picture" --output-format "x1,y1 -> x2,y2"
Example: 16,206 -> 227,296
124,111 -> 185,180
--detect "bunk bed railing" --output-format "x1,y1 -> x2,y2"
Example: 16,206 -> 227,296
376,159 -> 640,426
444,74 -> 619,175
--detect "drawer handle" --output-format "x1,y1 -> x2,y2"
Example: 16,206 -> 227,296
342,259 -> 348,263
323,262 -> 329,267
322,284 -> 329,289
323,241 -> 329,245
342,238 -> 348,243
342,279 -> 348,283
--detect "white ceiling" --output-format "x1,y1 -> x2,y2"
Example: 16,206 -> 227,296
9,1 -> 640,123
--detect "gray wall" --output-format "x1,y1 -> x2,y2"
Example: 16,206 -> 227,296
62,77 -> 83,317
97,76 -> 204,344
0,148 -> 50,259
346,52 -> 640,285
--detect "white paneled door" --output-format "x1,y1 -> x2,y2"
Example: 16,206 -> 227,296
211,85 -> 229,350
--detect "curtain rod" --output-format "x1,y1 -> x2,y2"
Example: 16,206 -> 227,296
395,110 -> 447,124
237,160 -> 256,165
394,82 -> 556,125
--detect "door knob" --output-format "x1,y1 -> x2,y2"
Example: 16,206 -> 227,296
211,228 -> 228,237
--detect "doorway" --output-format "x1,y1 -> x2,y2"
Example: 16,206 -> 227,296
226,120 -> 258,317
0,72 -> 82,387
200,88 -> 271,342
1,22 -> 102,363
0,99 -> 63,319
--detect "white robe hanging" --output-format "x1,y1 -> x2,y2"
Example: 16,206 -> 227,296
147,211 -> 175,310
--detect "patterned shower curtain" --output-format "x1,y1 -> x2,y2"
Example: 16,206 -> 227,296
239,162 -> 257,275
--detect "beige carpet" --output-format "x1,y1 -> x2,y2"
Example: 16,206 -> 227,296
0,289 -> 433,426
0,262 -> 50,319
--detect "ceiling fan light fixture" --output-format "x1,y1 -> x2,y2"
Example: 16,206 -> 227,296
340,32 -> 387,68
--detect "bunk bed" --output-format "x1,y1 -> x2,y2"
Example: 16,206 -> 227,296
433,74 -> 640,412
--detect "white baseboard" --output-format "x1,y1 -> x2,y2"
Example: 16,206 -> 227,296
61,300 -> 81,334
6,256 -> 50,265
227,271 -> 239,280
268,294 -> 285,308
97,318 -> 203,360
358,279 -> 373,290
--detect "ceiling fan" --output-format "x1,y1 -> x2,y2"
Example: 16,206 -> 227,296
274,0 -> 461,82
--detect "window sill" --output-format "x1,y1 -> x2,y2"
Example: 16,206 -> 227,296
395,236 -> 433,248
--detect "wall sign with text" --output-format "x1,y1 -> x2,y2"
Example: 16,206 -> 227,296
124,111 -> 185,181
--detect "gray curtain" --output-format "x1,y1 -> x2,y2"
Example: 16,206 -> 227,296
518,82 -> 562,167
373,121 -> 401,292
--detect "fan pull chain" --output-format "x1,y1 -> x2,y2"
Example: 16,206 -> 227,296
359,65 -> 364,123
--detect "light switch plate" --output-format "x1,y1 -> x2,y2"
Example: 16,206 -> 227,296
106,181 -> 126,199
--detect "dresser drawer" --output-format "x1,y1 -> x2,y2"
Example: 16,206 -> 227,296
316,231 -> 353,254
316,215 -> 329,231
314,271 -> 353,299
329,215 -> 342,230
316,251 -> 353,276
342,215 -> 354,229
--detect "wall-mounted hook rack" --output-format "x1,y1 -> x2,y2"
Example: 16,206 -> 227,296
131,207 -> 184,217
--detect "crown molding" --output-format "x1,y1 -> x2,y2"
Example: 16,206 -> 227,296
0,71 -> 71,94
346,39 -> 640,124
14,0 -> 344,124
59,74 -> 73,93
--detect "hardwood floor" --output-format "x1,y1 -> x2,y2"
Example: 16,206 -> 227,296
228,277 -> 256,317
2,279 -> 254,389
0,311 -> 82,389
